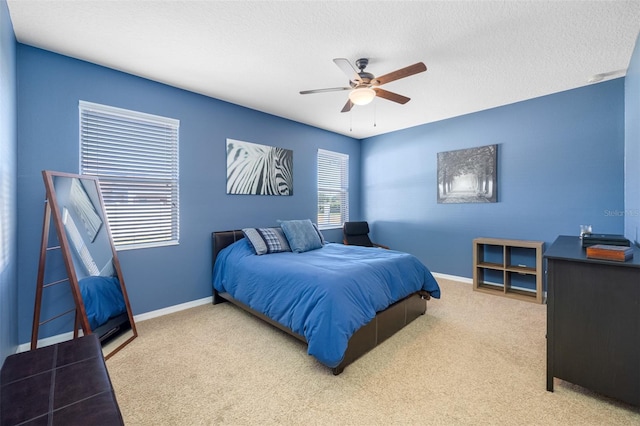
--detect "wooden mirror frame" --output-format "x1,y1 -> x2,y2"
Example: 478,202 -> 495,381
32,170 -> 137,359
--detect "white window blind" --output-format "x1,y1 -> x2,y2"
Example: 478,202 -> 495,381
79,101 -> 179,249
317,149 -> 349,229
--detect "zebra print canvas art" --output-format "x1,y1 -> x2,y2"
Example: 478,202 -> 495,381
226,139 -> 293,195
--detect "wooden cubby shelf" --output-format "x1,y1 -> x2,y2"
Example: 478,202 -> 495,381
472,237 -> 544,304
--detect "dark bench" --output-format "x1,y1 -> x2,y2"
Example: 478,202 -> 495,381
1,334 -> 124,425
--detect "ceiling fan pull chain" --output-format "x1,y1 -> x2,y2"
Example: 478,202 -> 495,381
349,109 -> 352,132
374,102 -> 377,128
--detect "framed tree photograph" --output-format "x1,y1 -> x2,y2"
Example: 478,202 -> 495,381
437,144 -> 497,203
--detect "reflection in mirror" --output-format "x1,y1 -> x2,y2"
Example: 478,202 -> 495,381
34,170 -> 137,359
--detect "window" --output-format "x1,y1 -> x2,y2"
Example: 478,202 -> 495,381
79,101 -> 179,249
317,149 -> 349,229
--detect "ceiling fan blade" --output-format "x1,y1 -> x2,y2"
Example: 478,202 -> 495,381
373,88 -> 411,104
340,99 -> 354,113
373,62 -> 427,86
300,87 -> 351,95
333,58 -> 361,83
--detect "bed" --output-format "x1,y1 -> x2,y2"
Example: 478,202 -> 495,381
211,227 -> 441,375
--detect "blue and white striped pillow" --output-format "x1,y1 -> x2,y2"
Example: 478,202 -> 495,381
242,227 -> 291,255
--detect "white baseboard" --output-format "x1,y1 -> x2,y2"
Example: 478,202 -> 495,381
431,272 -> 546,300
19,272 -> 538,353
133,296 -> 212,322
432,272 -> 472,284
18,296 -> 213,353
17,331 -> 78,353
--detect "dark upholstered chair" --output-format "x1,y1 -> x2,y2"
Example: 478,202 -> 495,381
342,221 -> 389,249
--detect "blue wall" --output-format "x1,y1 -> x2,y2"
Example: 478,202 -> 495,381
0,0 -> 18,365
625,31 -> 640,244
361,79 -> 626,279
16,45 -> 360,344
8,27 -> 639,348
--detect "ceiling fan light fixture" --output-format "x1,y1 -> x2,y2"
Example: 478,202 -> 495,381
349,87 -> 376,105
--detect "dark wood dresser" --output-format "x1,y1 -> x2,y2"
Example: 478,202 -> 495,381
545,235 -> 640,406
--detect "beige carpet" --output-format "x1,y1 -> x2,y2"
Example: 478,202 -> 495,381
107,279 -> 640,425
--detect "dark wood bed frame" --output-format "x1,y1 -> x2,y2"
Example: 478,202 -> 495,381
211,230 -> 431,375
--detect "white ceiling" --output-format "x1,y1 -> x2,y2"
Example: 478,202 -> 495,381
7,1 -> 640,139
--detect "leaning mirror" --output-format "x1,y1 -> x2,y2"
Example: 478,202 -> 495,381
33,170 -> 137,359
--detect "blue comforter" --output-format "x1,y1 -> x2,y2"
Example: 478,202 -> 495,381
78,275 -> 126,330
212,239 -> 441,368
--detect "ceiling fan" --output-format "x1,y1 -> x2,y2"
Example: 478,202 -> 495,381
300,58 -> 427,113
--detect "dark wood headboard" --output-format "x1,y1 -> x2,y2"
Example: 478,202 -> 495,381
211,230 -> 245,267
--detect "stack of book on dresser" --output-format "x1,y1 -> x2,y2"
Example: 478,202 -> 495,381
586,244 -> 634,262
582,233 -> 632,261
581,233 -> 630,248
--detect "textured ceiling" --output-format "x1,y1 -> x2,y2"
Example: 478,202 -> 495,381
7,1 -> 640,139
